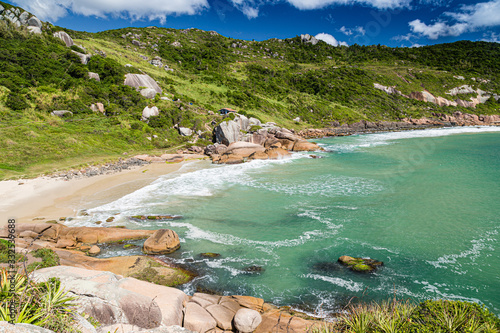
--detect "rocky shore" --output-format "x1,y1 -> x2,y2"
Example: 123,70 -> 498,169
297,112 -> 500,139
1,222 -> 324,333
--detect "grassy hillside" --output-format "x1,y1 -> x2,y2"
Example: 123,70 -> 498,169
0,6 -> 499,178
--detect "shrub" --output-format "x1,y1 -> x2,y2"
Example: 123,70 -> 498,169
6,92 -> 30,111
409,300 -> 500,332
0,268 -> 79,332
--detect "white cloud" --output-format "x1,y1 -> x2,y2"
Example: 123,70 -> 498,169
340,25 -> 365,37
409,19 -> 468,39
482,31 -> 500,43
229,0 -> 260,19
316,33 -> 348,46
409,0 -> 500,39
287,0 -> 408,9
340,26 -> 353,35
12,0 -> 209,22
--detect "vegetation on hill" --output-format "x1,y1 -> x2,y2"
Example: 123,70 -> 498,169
0,6 -> 499,178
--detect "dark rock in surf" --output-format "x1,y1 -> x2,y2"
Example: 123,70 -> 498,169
338,255 -> 383,273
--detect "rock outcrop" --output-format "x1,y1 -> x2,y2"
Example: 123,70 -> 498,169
234,308 -> 262,333
143,229 -> 181,255
53,31 -> 74,47
211,115 -> 320,164
141,88 -> 158,99
4,223 -> 154,246
124,74 -> 162,94
374,83 -> 499,109
32,266 -> 189,329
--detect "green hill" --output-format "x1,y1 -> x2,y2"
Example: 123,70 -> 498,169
0,1 -> 499,178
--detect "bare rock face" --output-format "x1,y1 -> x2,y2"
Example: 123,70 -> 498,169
32,266 -> 188,328
234,308 -> 262,333
215,120 -> 240,145
71,51 -> 91,64
27,16 -> 42,28
143,229 -> 180,255
27,26 -> 42,34
53,31 -> 74,47
124,74 -> 162,94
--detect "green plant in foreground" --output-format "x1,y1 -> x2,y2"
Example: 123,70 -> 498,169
0,268 -> 79,332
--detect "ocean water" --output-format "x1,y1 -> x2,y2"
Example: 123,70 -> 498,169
68,126 -> 500,317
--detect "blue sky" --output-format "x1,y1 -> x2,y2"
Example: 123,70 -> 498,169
6,0 -> 500,47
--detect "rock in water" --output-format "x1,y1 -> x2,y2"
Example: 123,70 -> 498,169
143,229 -> 180,254
53,31 -> 74,47
234,308 -> 262,333
338,255 -> 383,272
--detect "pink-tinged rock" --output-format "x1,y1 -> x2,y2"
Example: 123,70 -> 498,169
143,229 -> 180,254
206,304 -> 236,330
184,302 -> 217,333
234,308 -> 262,333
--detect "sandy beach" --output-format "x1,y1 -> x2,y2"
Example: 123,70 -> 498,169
0,161 -> 200,227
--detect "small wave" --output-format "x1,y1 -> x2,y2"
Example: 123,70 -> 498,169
165,221 -> 339,250
427,229 -> 497,272
303,273 -> 364,292
322,126 -> 500,153
88,157 -> 304,215
250,175 -> 383,198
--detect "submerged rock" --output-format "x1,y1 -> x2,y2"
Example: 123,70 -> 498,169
243,265 -> 265,274
338,255 -> 383,272
199,252 -> 221,258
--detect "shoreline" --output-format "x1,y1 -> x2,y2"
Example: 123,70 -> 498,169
0,161 -> 202,227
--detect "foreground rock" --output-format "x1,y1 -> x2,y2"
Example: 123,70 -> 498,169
32,266 -> 189,329
338,255 -> 383,272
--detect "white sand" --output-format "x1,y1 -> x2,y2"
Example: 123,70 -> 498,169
0,162 -> 192,226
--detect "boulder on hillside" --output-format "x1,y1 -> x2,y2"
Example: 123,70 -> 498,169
27,16 -> 42,28
88,72 -> 100,81
143,229 -> 180,255
90,103 -> 105,114
179,127 -> 193,136
142,106 -> 159,121
53,31 -> 74,47
141,88 -> 158,99
51,110 -> 73,117
215,120 -> 240,145
72,51 -> 91,64
124,74 -> 162,94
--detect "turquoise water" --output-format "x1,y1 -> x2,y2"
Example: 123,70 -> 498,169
71,127 -> 500,317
